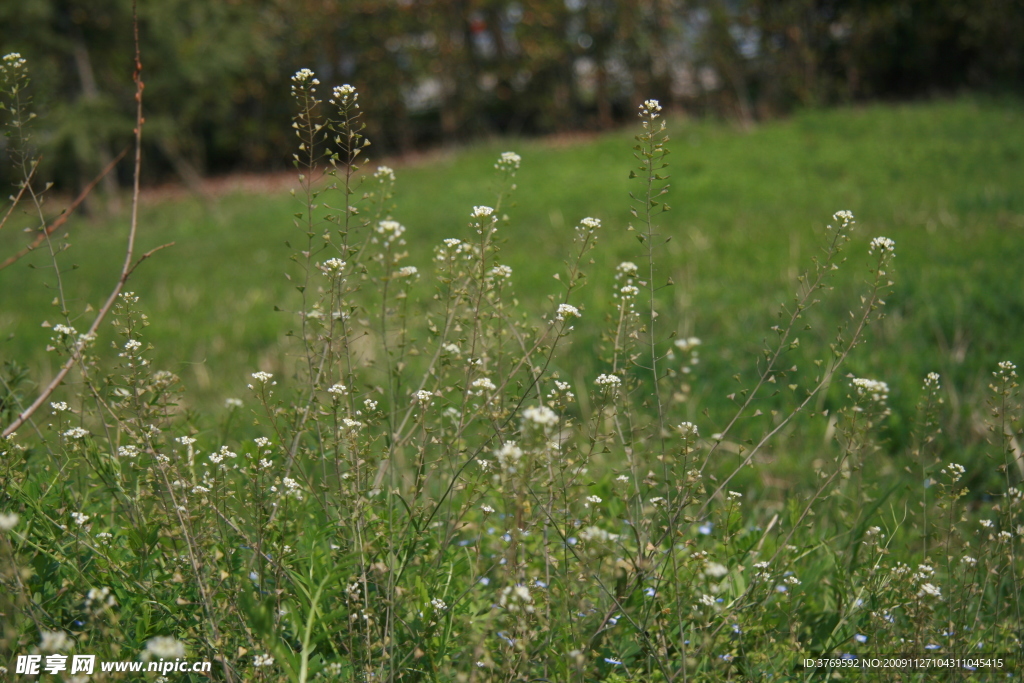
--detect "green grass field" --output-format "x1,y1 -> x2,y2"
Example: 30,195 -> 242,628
3,96 -> 1022,477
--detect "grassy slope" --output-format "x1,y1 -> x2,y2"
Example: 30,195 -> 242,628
2,97 -> 1022,486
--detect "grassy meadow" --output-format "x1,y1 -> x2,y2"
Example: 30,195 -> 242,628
2,92 -> 1023,681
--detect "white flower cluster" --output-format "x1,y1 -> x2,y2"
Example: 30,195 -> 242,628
71,512 -> 90,526
396,265 -> 418,278
471,377 -> 496,395
374,165 -> 395,182
640,99 -> 663,118
489,264 -> 512,280
64,427 -> 89,439
331,84 -> 358,107
923,371 -> 941,390
577,217 -> 601,234
674,336 -> 701,353
941,462 -> 966,483
495,442 -> 523,470
328,383 -> 348,395
321,258 -> 346,274
39,631 -> 73,653
495,151 -> 521,172
251,371 -> 274,384
0,512 -> 19,531
253,654 -> 274,668
51,402 -> 68,413
852,377 -> 889,403
2,52 -> 27,73
471,205 -> 495,219
375,219 -> 406,245
869,236 -> 896,255
499,584 -> 534,613
86,586 -> 117,609
595,374 -> 621,388
145,636 -> 185,660
523,405 -> 558,428
833,210 -> 855,225
118,445 -> 139,458
579,526 -> 619,542
555,304 -> 581,321
430,597 -> 447,612
677,422 -> 699,438
616,261 -> 638,278
995,360 -> 1017,379
413,389 -> 433,405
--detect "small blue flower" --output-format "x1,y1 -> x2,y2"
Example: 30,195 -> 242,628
925,643 -> 940,650
698,522 -> 713,535
841,653 -> 857,660
604,658 -> 622,665
644,587 -> 657,597
775,585 -> 787,593
478,577 -> 490,586
719,654 -> 734,662
567,537 -> 578,546
534,579 -> 547,588
854,634 -> 868,644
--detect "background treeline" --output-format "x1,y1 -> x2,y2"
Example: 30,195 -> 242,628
3,0 -> 1022,191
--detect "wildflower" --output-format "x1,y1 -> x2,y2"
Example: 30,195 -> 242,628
51,402 -> 68,412
375,219 -> 406,244
471,377 -> 496,394
64,427 -> 89,439
117,445 -> 139,458
784,575 -> 801,586
619,284 -> 639,298
555,303 -> 581,321
321,258 -> 346,274
251,371 -> 274,383
580,526 -> 619,542
578,217 -> 601,230
253,654 -> 274,667
499,584 -> 534,613
430,598 -> 447,612
481,504 -> 494,514
396,265 -> 418,278
327,383 -> 348,395
640,99 -> 663,117
145,636 -> 186,659
604,658 -> 623,665
191,485 -> 210,494
39,630 -> 73,653
727,491 -> 743,500
980,519 -> 994,528
674,337 -> 702,352
71,512 -> 89,526
0,512 -> 19,531
442,343 -> 461,355
699,594 -> 716,607
254,437 -> 272,449
471,206 -> 494,219
374,165 -> 395,181
413,389 -> 433,405
586,495 -> 602,505
677,421 -> 699,438
523,405 -> 558,427
86,586 -> 116,609
291,68 -> 317,84
331,84 -> 357,106
941,462 -> 966,482
698,522 -> 713,535
363,398 -> 378,411
917,583 -> 942,599
616,261 -> 639,277
851,377 -> 889,403
224,397 -> 243,409
495,442 -> 523,469
704,562 -> 728,578
53,324 -> 78,337
962,555 -> 977,566
595,374 -> 621,387
869,236 -> 896,255
923,372 -> 941,389
489,264 -> 512,279
495,151 -> 521,172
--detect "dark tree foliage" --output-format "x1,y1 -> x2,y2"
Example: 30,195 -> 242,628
2,0 -> 1021,189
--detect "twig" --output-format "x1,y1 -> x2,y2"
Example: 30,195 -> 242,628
0,158 -> 39,233
2,10 -> 149,439
0,148 -> 128,270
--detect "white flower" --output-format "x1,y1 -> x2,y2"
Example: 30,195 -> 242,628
555,304 -> 581,321
375,220 -> 406,244
251,371 -> 274,383
641,99 -> 663,117
145,636 -> 186,659
917,583 -> 942,599
291,68 -> 317,84
396,265 -> 419,278
704,562 -> 729,578
962,556 -> 977,566
586,495 -> 602,505
619,284 -> 639,298
254,437 -> 272,448
941,462 -> 965,483
595,374 -> 621,387
616,261 -> 639,277
980,519 -> 994,529
363,398 -> 378,411
727,491 -> 743,500
833,210 -> 855,224
124,339 -> 142,352
39,630 -> 73,653
852,377 -> 889,403
869,236 -> 896,255
674,337 -> 702,352
253,653 -> 275,668
578,217 -> 601,230
0,512 -> 19,531
321,258 -> 346,274
71,512 -> 90,526
495,442 -> 523,469
677,422 -> 699,437
191,485 -> 210,494
489,264 -> 512,279
481,504 -> 495,514
442,343 -> 461,355
64,427 -> 89,439
923,372 -> 941,390
579,526 -> 619,542
413,390 -> 433,405
499,584 -> 534,612
374,165 -> 396,181
225,397 -> 243,409
330,84 -> 357,106
118,445 -> 139,458
523,405 -> 558,428
50,402 -> 68,412
471,377 -> 497,394
430,597 -> 447,611
699,593 -> 716,607
471,206 -> 495,219
52,324 -> 78,336
327,383 -> 348,395
495,151 -> 521,172
784,575 -> 801,586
